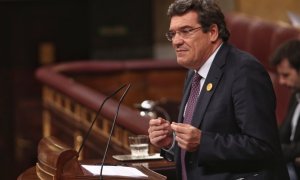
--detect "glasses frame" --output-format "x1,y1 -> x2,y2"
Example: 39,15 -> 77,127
165,26 -> 202,41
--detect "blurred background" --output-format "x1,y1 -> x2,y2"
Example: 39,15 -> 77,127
0,0 -> 300,179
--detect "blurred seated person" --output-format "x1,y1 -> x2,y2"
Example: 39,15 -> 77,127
270,39 -> 300,180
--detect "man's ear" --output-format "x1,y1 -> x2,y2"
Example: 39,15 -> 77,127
209,24 -> 219,42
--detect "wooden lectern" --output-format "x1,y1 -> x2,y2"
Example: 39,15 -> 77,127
32,136 -> 166,180
35,136 -> 84,179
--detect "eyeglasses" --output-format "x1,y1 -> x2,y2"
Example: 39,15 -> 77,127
165,26 -> 202,41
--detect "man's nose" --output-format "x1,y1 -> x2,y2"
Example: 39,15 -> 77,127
278,77 -> 286,86
172,34 -> 184,46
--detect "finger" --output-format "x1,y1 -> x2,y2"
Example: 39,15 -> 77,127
149,118 -> 162,126
177,127 -> 200,142
150,134 -> 167,144
157,117 -> 168,122
176,135 -> 200,151
149,118 -> 169,127
171,122 -> 192,134
175,131 -> 201,152
174,132 -> 194,145
149,128 -> 169,139
149,121 -> 170,138
149,122 -> 170,134
148,119 -> 170,132
175,134 -> 187,147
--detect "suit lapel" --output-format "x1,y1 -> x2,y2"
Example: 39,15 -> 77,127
191,44 -> 229,127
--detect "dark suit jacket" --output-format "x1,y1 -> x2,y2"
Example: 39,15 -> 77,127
163,43 -> 289,180
280,91 -> 300,173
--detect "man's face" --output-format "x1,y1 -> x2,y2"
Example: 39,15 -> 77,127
276,58 -> 300,90
169,11 -> 216,70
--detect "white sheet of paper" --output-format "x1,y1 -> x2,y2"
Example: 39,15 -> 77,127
81,165 -> 148,178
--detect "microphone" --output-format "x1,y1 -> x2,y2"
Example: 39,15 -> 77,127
99,84 -> 131,180
77,84 -> 128,155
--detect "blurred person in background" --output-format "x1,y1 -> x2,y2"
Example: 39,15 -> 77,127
270,39 -> 300,180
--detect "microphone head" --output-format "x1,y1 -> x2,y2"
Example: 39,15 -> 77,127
135,100 -> 157,111
134,100 -> 158,118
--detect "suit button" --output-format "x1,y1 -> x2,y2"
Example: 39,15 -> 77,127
189,160 -> 193,164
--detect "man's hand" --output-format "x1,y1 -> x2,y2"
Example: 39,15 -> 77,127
171,122 -> 201,152
148,117 -> 173,149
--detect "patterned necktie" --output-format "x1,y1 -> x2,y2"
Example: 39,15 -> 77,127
184,72 -> 202,124
181,72 -> 201,180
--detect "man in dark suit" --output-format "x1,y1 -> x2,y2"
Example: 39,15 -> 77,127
270,39 -> 300,180
148,0 -> 288,179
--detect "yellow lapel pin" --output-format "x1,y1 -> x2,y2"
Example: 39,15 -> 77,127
206,83 -> 213,91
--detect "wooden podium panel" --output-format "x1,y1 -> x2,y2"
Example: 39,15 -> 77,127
18,136 -> 169,180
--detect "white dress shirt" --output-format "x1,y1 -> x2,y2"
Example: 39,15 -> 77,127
290,93 -> 300,141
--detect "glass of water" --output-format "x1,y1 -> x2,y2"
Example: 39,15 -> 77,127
128,135 -> 149,157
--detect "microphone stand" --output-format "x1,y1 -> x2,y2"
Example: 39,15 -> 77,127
77,84 -> 127,155
99,84 -> 131,180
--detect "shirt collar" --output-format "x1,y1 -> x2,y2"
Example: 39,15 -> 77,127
197,43 -> 223,79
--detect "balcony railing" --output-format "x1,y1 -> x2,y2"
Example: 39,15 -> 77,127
35,59 -> 186,159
